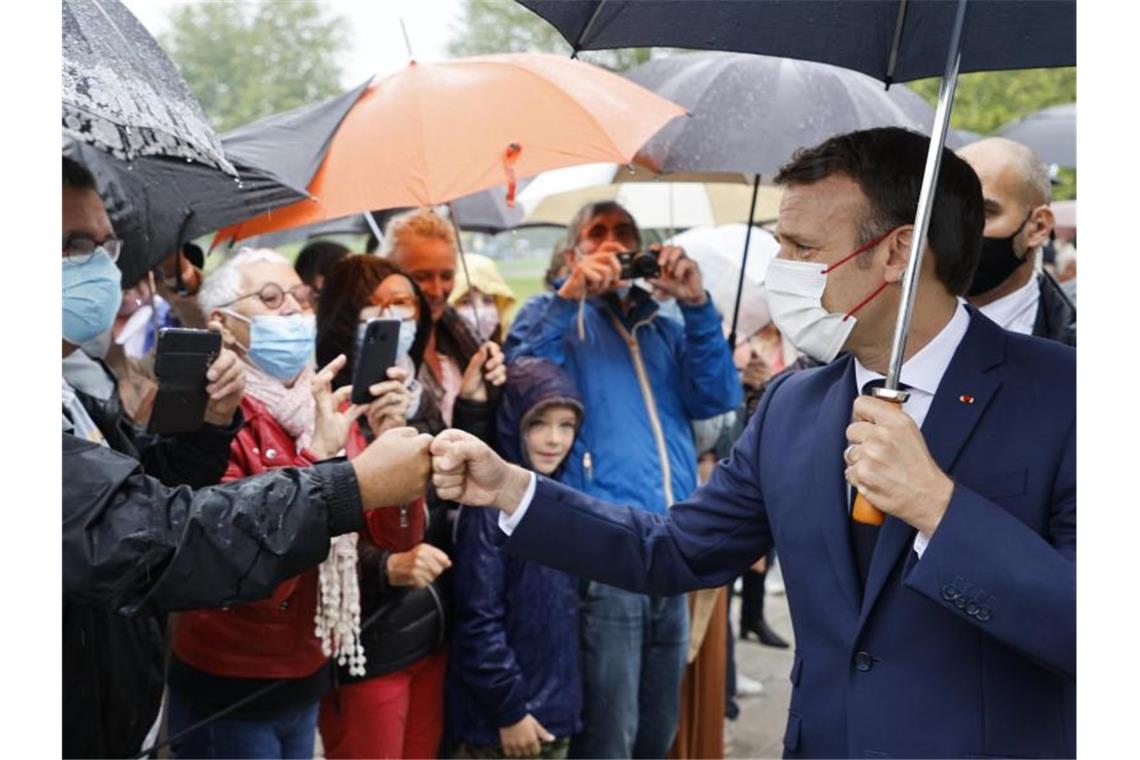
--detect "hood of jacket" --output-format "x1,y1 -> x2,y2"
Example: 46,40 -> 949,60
495,357 -> 583,471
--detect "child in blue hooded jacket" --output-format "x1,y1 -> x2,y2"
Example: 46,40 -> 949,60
447,357 -> 584,759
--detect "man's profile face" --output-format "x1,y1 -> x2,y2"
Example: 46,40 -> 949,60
62,186 -> 114,257
774,174 -> 890,331
575,210 -> 640,257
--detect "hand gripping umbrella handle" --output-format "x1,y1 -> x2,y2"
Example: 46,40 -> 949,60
850,388 -> 909,526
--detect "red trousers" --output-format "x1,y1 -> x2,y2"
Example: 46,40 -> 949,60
319,649 -> 447,759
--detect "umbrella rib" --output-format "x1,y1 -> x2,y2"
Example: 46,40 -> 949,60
572,0 -> 609,53
884,0 -> 910,87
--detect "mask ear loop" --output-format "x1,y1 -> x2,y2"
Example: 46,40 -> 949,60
819,227 -> 899,321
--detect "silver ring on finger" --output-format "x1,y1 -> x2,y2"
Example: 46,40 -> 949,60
844,444 -> 856,465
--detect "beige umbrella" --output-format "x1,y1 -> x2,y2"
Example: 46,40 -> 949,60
522,180 -> 781,229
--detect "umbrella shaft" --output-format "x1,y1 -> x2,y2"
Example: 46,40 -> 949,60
729,174 -> 762,348
885,0 -> 967,390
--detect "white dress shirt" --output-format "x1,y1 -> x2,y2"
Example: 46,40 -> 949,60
977,275 -> 1039,336
503,301 -> 974,559
854,300 -> 971,556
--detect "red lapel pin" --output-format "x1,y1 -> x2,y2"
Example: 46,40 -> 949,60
958,394 -> 975,405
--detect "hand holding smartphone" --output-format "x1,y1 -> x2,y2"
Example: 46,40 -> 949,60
148,328 -> 222,435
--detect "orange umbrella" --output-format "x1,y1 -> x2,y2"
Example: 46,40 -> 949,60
215,53 -> 685,243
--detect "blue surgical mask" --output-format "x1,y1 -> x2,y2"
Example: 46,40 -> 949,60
62,248 -> 122,345
356,316 -> 417,360
226,311 -> 315,381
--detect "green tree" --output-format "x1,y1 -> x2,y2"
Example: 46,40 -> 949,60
159,1 -> 349,133
446,0 -> 654,71
909,67 -> 1076,199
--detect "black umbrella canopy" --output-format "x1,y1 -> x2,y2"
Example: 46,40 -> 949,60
626,52 -> 947,177
998,102 -> 1075,168
222,78 -> 373,192
62,0 -> 234,173
517,0 -> 1076,84
64,139 -> 308,286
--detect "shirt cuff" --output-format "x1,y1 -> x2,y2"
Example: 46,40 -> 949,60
497,472 -> 537,536
913,530 -> 931,558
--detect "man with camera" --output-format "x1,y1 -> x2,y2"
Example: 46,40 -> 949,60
504,201 -> 741,758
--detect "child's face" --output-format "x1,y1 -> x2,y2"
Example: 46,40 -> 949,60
523,404 -> 579,475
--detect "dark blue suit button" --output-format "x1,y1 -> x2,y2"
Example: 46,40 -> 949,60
955,596 -> 968,609
941,585 -> 958,601
976,607 -> 992,622
966,602 -> 979,616
853,652 -> 873,672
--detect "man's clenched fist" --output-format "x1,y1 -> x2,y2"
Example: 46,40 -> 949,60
352,427 -> 433,510
430,429 -> 532,514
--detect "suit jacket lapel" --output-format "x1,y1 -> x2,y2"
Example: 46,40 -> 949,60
812,358 -> 862,613
857,308 -> 1008,627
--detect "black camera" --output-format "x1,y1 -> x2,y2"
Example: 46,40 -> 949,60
616,250 -> 661,280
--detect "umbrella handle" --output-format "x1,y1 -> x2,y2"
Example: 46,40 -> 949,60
850,390 -> 908,526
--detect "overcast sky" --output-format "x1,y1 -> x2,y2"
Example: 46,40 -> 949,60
121,0 -> 464,87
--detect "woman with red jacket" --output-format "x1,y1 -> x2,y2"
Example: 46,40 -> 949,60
314,254 -> 504,759
166,248 -> 409,759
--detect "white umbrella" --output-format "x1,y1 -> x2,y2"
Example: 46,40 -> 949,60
668,224 -> 780,340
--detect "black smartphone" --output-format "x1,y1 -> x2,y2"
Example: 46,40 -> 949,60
148,328 -> 222,435
352,319 -> 401,405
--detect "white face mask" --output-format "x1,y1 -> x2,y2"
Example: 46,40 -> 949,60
455,301 -> 500,340
765,227 -> 898,363
765,259 -> 857,364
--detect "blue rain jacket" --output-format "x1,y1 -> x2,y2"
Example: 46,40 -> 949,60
446,358 -> 584,744
503,289 -> 742,513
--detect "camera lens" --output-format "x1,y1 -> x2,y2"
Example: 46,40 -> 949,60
633,252 -> 660,278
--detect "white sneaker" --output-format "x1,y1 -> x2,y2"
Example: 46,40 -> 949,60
736,673 -> 765,697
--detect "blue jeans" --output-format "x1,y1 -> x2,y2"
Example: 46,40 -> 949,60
167,689 -> 319,759
571,582 -> 689,759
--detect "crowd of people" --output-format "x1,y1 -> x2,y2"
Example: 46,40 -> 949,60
62,126 -> 1075,759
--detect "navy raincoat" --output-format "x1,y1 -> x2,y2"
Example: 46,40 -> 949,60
446,358 -> 584,745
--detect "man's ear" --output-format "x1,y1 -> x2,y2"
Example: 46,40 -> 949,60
883,226 -> 914,284
1024,205 -> 1055,251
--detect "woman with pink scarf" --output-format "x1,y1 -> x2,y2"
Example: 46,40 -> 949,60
165,248 -> 395,759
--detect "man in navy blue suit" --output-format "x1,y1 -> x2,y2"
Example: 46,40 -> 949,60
430,128 -> 1076,759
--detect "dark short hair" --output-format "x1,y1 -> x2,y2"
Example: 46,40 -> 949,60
558,200 -> 643,257
315,255 -> 432,390
774,127 -> 984,296
294,240 -> 349,286
62,157 -> 97,191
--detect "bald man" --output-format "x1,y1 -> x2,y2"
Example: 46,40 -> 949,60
958,137 -> 1076,346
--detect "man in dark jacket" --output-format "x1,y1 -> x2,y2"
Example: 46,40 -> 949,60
958,137 -> 1076,347
62,156 -> 434,757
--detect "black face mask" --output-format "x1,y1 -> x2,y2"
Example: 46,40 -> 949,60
967,211 -> 1034,297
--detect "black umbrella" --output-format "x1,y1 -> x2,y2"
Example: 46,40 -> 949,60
517,0 -> 1075,85
518,0 -> 1074,523
62,0 -> 234,174
626,52 -> 949,177
64,139 -> 307,286
998,102 -> 1075,168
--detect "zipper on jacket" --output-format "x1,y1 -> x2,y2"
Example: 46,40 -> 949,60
399,504 -> 409,529
583,451 -> 594,482
607,313 -> 675,508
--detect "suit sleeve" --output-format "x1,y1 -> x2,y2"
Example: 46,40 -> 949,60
503,295 -> 576,366
674,297 -> 744,419
62,432 -> 364,617
504,374 -> 786,595
453,507 -> 531,728
903,417 -> 1076,679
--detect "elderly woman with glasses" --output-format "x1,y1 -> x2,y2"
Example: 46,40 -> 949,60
163,247 -> 397,760
311,254 -> 500,759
